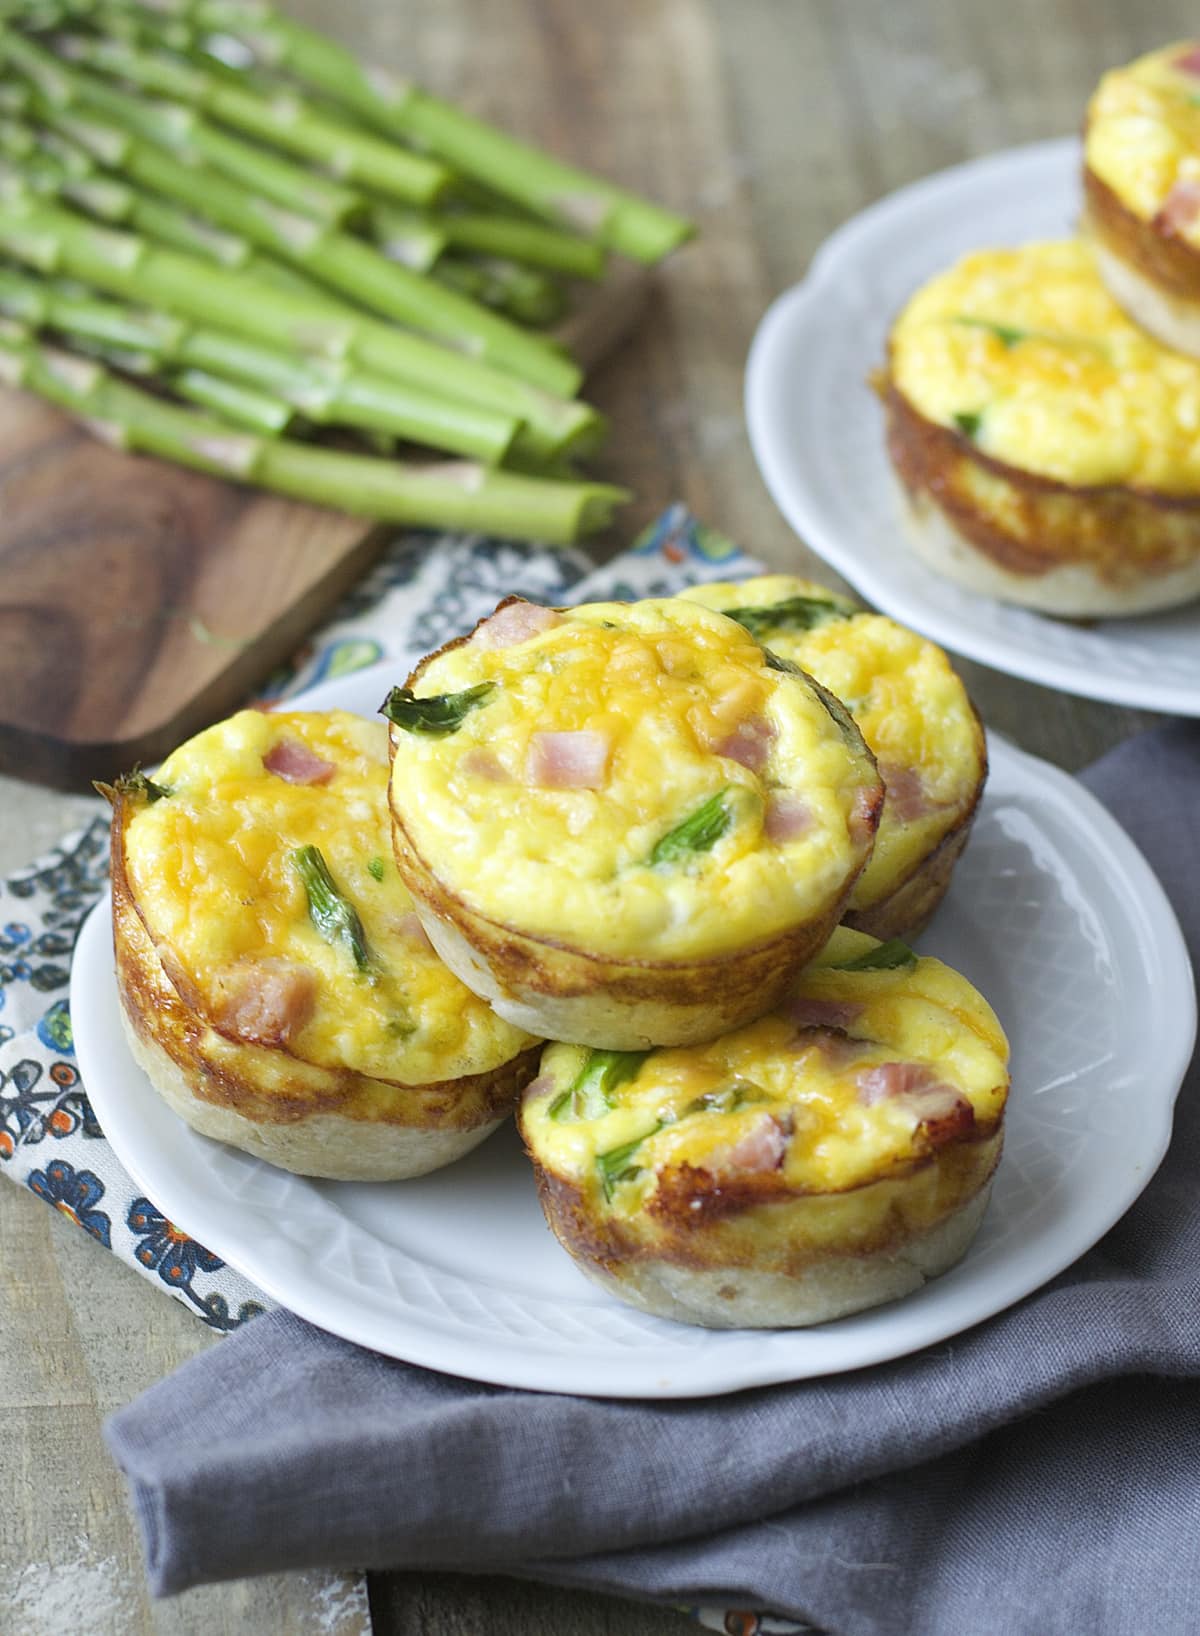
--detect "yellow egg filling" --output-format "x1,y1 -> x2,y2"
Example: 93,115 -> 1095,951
1087,42 -> 1200,242
680,578 -> 983,909
525,928 -> 1009,1217
890,239 -> 1200,492
388,598 -> 881,962
122,709 -> 535,1083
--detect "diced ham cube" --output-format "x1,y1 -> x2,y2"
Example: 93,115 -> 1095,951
262,738 -> 336,786
856,1061 -> 943,1104
878,760 -> 934,823
471,599 -> 562,650
786,995 -> 862,1033
1175,45 -> 1200,75
460,747 -> 510,782
525,730 -> 610,789
707,1112 -> 787,1176
855,1061 -> 974,1146
215,958 -> 317,1047
1155,180 -> 1200,237
710,715 -> 775,773
764,791 -> 813,843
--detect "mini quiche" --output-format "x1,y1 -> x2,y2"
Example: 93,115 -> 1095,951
882,238 -> 1200,616
519,927 -> 1009,1329
1084,42 -> 1200,356
106,709 -> 540,1180
679,576 -> 986,941
386,596 -> 884,1051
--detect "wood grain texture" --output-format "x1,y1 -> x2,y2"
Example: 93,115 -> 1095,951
0,270 -> 646,798
0,389 -> 386,793
3,0 -> 1196,1632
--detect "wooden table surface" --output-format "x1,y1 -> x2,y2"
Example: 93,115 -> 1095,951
1,0 -> 1192,1630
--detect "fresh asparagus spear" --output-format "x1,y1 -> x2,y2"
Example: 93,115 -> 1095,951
5,43 -> 582,395
5,107 -> 353,303
181,0 -> 695,262
54,29 -> 456,209
0,323 -> 626,543
0,265 -> 522,463
435,254 -> 567,329
371,203 -> 605,281
165,364 -> 294,433
0,195 -> 602,460
0,24 -> 364,226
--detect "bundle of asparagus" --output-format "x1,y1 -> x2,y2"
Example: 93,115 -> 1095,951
0,0 -> 695,543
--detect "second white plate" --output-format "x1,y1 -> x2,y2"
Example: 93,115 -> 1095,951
745,138 -> 1200,715
69,664 -> 1195,1398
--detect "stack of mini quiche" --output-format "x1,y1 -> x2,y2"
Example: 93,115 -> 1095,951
881,43 -> 1200,619
111,580 -> 1009,1330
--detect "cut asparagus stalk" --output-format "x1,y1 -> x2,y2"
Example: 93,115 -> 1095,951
4,107 -> 346,297
12,57 -> 584,395
368,205 -> 447,273
55,30 -> 456,208
437,212 -> 605,280
0,326 -> 627,543
186,0 -> 695,262
291,845 -> 372,971
0,264 -> 522,463
371,202 -> 604,280
167,364 -> 294,433
436,254 -> 567,328
1,27 -> 363,225
0,196 -> 601,459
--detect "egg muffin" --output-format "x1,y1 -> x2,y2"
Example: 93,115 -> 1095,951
1084,42 -> 1200,356
519,927 -> 1009,1328
679,577 -> 986,941
386,596 -> 884,1051
882,239 -> 1200,616
106,709 -> 541,1180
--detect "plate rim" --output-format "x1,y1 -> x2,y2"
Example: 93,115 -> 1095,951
744,135 -> 1200,716
70,668 -> 1196,1397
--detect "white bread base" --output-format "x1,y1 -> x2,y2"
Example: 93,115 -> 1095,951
1087,232 -> 1200,359
119,1001 -> 504,1181
897,482 -> 1200,618
570,1181 -> 992,1329
412,901 -> 758,1051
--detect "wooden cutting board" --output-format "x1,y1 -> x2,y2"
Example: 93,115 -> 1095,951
0,265 -> 649,793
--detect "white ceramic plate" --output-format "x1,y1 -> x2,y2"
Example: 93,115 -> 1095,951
745,138 -> 1200,716
71,665 -> 1195,1398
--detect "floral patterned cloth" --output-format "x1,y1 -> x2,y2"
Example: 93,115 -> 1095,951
2,506 -> 809,1629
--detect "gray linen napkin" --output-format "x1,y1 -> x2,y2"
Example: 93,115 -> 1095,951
105,722 -> 1200,1635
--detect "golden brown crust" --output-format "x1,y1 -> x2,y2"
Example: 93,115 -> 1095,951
524,1122 -> 1003,1327
883,379 -> 1200,593
1083,163 -> 1200,301
388,608 -> 885,1049
110,786 -> 539,1174
390,770 -> 876,1049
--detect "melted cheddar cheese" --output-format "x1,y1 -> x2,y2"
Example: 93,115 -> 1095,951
1087,43 -> 1200,240
389,598 -> 881,961
890,239 -> 1200,491
524,928 -> 1009,1216
680,577 -> 983,910
123,709 -> 535,1082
